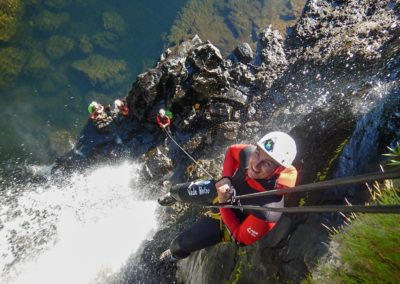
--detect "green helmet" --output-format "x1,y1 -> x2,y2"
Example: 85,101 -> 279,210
88,104 -> 94,114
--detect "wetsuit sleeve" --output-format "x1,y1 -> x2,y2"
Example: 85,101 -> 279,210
156,115 -> 162,127
221,144 -> 247,177
220,208 -> 276,245
165,116 -> 171,126
276,165 -> 298,189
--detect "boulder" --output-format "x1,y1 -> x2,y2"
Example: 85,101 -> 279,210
233,42 -> 254,64
142,147 -> 173,179
211,87 -> 248,108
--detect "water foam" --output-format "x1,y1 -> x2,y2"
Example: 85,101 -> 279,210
0,161 -> 158,284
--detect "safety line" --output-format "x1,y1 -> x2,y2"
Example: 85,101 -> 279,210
232,167 -> 400,201
207,204 -> 400,214
164,128 -> 215,179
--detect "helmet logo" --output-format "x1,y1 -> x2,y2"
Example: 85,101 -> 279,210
263,138 -> 275,152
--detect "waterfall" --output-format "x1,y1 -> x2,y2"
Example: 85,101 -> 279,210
0,161 -> 158,284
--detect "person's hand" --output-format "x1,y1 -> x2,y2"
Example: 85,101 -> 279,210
216,177 -> 233,203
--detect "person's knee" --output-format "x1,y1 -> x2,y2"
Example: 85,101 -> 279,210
170,235 -> 191,259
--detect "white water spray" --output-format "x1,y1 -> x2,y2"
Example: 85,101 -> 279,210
0,161 -> 158,284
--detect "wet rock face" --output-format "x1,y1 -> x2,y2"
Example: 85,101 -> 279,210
289,0 -> 400,62
142,147 -> 173,180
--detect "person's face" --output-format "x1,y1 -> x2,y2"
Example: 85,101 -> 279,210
247,146 -> 282,179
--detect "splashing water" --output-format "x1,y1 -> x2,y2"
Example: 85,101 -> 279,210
0,161 -> 158,284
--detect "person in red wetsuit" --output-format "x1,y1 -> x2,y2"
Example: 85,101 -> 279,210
156,109 -> 171,130
158,131 -> 298,261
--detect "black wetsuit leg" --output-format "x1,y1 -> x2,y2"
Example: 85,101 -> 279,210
170,180 -> 216,206
170,216 -> 221,259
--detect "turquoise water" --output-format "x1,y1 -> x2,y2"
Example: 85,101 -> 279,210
0,0 -> 187,164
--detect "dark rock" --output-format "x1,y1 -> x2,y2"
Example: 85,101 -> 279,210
142,147 -> 173,179
228,63 -> 256,86
211,87 -> 248,107
186,41 -> 224,70
176,244 -> 237,284
207,102 -> 234,121
233,42 -> 254,64
216,121 -> 241,141
128,68 -> 163,121
258,26 -> 287,68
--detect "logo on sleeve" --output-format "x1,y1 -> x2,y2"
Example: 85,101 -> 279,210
246,226 -> 259,237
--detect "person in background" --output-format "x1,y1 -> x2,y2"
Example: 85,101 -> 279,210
88,101 -> 106,120
158,131 -> 298,261
156,109 -> 171,130
113,99 -> 129,116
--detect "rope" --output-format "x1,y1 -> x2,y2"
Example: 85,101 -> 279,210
207,203 -> 400,214
164,128 -> 215,179
232,167 -> 400,201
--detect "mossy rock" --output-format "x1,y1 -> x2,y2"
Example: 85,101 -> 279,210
102,11 -> 127,36
0,0 -> 22,42
0,46 -> 26,89
32,10 -> 70,32
92,31 -> 120,52
26,50 -> 50,72
71,54 -> 130,89
46,35 -> 75,59
79,35 -> 93,54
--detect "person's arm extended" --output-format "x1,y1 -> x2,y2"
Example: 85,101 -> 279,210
220,209 -> 276,245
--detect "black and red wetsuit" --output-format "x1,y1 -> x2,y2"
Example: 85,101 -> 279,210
219,144 -> 297,245
156,115 -> 170,128
168,144 -> 297,259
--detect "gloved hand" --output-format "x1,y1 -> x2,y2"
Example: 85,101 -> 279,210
216,177 -> 233,203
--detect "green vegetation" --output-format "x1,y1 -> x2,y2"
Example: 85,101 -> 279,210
0,0 -> 22,42
32,10 -> 70,32
316,137 -> 350,182
306,181 -> 400,283
102,11 -> 126,37
46,35 -> 75,59
166,0 -> 306,56
0,46 -> 26,89
92,31 -> 120,52
26,50 -> 50,72
78,35 -> 94,54
383,143 -> 400,166
306,146 -> 400,283
71,54 -> 130,89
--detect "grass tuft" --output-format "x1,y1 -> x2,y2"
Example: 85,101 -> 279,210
305,178 -> 400,283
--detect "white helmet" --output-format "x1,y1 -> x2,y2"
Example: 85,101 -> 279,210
114,99 -> 123,107
159,109 -> 166,116
256,131 -> 297,168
